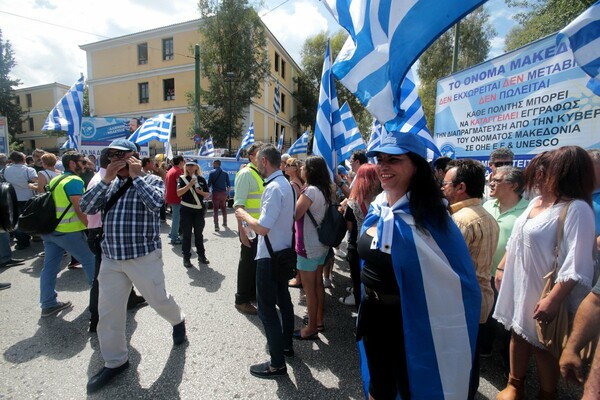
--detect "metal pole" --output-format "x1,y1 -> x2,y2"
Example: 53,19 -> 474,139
452,22 -> 460,73
194,44 -> 200,134
226,71 -> 234,152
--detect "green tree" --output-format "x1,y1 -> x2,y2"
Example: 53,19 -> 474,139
417,7 -> 495,132
0,29 -> 23,150
504,0 -> 594,51
296,30 -> 372,141
194,0 -> 270,150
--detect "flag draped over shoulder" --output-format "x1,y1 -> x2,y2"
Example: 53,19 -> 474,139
199,137 -> 215,156
359,193 -> 481,400
322,0 -> 486,134
128,113 -> 173,144
236,123 -> 255,161
277,128 -> 284,151
287,131 -> 309,155
335,102 -> 366,162
273,80 -> 281,114
42,75 -> 84,150
312,40 -> 342,175
557,0 -> 600,95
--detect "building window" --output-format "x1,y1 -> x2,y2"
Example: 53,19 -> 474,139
28,117 -> 34,131
274,52 -> 279,72
26,93 -> 32,108
281,60 -> 286,79
139,82 -> 149,104
163,78 -> 175,101
14,95 -> 20,106
281,93 -> 286,113
138,43 -> 148,65
171,115 -> 177,138
162,38 -> 174,61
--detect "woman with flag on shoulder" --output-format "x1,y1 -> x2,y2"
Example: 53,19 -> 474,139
356,132 -> 481,399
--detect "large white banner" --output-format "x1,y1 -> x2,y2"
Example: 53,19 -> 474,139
434,33 -> 600,167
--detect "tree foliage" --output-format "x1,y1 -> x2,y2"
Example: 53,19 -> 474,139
504,0 -> 594,51
417,7 -> 495,132
0,29 -> 23,150
194,0 -> 270,149
295,30 -> 372,140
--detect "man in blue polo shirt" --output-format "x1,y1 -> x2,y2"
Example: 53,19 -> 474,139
208,159 -> 230,231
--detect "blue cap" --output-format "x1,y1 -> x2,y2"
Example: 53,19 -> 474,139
108,138 -> 137,152
366,132 -> 426,159
337,165 -> 348,175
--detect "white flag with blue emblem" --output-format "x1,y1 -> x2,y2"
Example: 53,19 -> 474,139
277,128 -> 284,151
287,131 -> 309,155
558,1 -> 600,95
236,123 -> 255,161
312,41 -> 342,175
323,0 -> 485,136
128,113 -> 173,144
273,80 -> 281,114
335,102 -> 366,162
42,75 -> 84,150
199,137 -> 215,157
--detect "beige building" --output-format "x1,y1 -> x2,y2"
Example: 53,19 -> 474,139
15,83 -> 70,152
80,19 -> 301,152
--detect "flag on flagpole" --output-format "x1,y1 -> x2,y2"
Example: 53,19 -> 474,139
273,80 -> 281,114
312,40 -> 341,175
557,0 -> 600,95
42,75 -> 85,150
322,0 -> 486,133
128,113 -> 173,145
287,131 -> 309,155
366,119 -> 385,163
198,137 -> 215,156
277,128 -> 284,151
335,102 -> 366,162
236,123 -> 255,161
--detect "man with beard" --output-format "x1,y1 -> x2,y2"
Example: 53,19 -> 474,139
39,151 -> 95,317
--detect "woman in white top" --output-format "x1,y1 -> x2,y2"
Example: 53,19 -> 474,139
493,147 -> 595,400
29,153 -> 60,193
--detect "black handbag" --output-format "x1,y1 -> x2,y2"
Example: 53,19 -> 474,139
265,235 -> 297,282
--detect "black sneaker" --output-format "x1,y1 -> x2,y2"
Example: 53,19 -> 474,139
173,320 -> 187,346
198,255 -> 210,265
250,361 -> 287,379
41,301 -> 72,317
0,282 -> 11,290
183,258 -> 193,268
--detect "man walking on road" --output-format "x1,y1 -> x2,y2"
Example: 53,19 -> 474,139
165,155 -> 185,244
80,139 -> 186,393
208,159 -> 230,231
235,144 -> 295,378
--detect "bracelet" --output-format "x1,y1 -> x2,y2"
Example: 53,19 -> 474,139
497,268 -> 504,272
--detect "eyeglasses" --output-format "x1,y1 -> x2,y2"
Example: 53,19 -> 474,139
107,150 -> 128,158
441,181 -> 456,187
285,164 -> 297,168
491,161 -> 512,167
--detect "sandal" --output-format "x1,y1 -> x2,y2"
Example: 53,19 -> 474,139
317,325 -> 325,332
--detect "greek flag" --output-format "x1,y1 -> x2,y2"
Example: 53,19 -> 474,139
335,102 -> 366,162
199,137 -> 215,156
557,0 -> 600,95
287,131 -> 309,155
312,40 -> 342,175
323,0 -> 486,132
128,113 -> 173,144
277,128 -> 284,151
273,80 -> 281,114
42,75 -> 84,150
236,123 -> 255,161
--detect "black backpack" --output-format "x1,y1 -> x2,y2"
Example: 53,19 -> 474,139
306,203 -> 347,248
18,174 -> 72,235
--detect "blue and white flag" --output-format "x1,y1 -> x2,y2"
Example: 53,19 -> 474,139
335,102 -> 366,162
287,131 -> 309,155
273,80 -> 281,114
277,128 -> 284,151
128,113 -> 173,144
323,0 -> 486,133
312,41 -> 342,175
199,137 -> 215,157
366,119 -> 385,163
558,0 -> 600,95
236,123 -> 255,161
42,75 -> 84,150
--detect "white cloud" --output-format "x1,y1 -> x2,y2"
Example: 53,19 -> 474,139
488,36 -> 506,59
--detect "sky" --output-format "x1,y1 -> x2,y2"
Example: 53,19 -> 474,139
0,0 -> 517,89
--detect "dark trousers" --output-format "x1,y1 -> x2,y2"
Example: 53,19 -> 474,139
211,191 -> 227,225
235,238 -> 257,304
347,246 -> 361,309
180,206 -> 206,259
255,258 -> 294,368
15,201 -> 31,246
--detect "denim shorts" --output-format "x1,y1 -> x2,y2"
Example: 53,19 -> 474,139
296,251 -> 328,272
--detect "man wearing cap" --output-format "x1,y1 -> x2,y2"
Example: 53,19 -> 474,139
165,155 -> 185,244
39,151 -> 96,317
80,139 -> 186,393
207,159 -> 230,231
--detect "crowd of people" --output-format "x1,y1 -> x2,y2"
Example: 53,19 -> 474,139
1,134 -> 600,399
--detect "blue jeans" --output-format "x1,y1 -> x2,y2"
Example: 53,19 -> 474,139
0,231 -> 12,264
40,230 -> 95,309
255,258 -> 294,368
169,204 -> 181,241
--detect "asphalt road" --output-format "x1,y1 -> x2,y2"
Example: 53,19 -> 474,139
0,209 -> 584,399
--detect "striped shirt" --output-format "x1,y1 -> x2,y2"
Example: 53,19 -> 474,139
80,174 -> 165,260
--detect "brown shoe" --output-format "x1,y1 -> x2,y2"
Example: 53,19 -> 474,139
235,302 -> 257,315
496,374 -> 524,400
